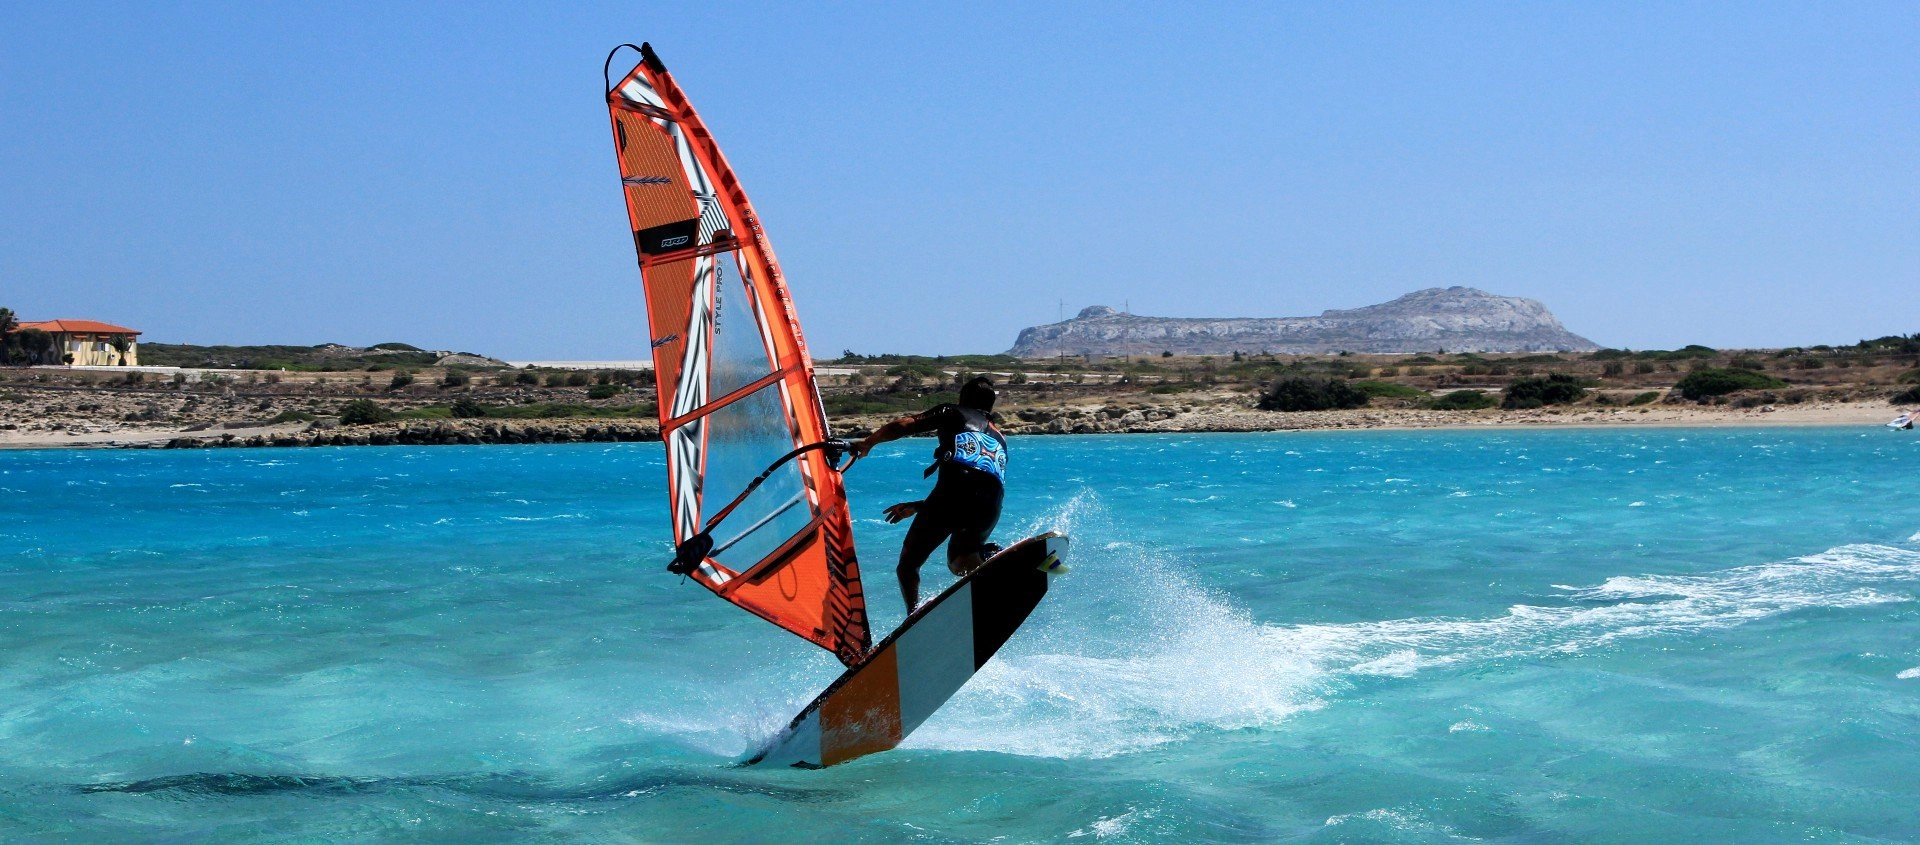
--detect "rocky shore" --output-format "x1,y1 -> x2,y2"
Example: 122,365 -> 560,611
109,399 -> 1896,451
0,398 -> 1893,451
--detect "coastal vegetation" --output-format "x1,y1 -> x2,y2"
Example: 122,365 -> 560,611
824,390 -> 957,417
0,308 -> 27,365
1673,368 -> 1788,400
137,342 -> 475,371
338,399 -> 392,426
1353,380 -> 1428,401
7,329 -> 1920,447
1257,377 -> 1370,412
393,401 -> 656,421
1501,374 -> 1590,409
1429,389 -> 1497,410
836,352 -> 1024,369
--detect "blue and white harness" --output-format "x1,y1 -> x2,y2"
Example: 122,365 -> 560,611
950,429 -> 1007,480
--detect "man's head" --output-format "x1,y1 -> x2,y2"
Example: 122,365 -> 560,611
958,376 -> 996,411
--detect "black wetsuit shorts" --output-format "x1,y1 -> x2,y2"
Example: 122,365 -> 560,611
899,464 -> 1003,567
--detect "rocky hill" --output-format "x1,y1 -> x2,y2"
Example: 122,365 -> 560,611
1006,287 -> 1600,357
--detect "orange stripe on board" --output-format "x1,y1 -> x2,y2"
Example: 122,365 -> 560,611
819,648 -> 902,766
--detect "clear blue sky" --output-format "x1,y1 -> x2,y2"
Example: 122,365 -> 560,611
3,3 -> 1916,358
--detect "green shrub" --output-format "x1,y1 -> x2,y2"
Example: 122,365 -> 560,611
388,371 -> 415,390
463,401 -> 659,420
516,371 -> 539,385
1892,386 -> 1920,405
1901,369 -> 1920,384
1502,374 -> 1588,409
451,398 -> 488,418
884,362 -> 942,380
1257,377 -> 1369,412
1629,391 -> 1662,406
1352,380 -> 1428,400
338,399 -> 392,425
566,372 -> 591,387
1429,389 -> 1496,410
268,410 -> 316,424
1673,368 -> 1787,400
587,383 -> 621,400
442,370 -> 471,387
545,373 -> 567,387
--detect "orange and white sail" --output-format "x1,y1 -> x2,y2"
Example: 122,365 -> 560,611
605,43 -> 869,665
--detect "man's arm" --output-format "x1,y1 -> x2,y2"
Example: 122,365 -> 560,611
848,411 -> 937,458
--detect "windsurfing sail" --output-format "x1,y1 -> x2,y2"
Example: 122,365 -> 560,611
605,43 -> 869,665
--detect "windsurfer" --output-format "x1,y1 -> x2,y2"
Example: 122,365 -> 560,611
848,376 -> 1008,612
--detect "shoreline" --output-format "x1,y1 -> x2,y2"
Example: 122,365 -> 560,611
0,401 -> 1896,452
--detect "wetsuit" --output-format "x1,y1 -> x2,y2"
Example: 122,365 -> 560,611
898,404 -> 1007,571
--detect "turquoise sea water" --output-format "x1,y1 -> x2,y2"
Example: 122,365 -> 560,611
4,428 -> 1920,843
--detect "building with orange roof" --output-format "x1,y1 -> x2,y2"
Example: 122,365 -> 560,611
7,319 -> 142,366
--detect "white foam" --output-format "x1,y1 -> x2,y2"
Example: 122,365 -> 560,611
728,493 -> 1920,763
1067,807 -> 1149,839
906,492 -> 1327,758
1325,808 -> 1449,834
1898,667 -> 1920,680
1350,650 -> 1422,677
929,495 -> 1920,760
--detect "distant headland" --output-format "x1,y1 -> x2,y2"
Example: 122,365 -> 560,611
1007,287 -> 1600,358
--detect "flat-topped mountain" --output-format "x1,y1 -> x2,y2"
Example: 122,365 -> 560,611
1006,287 -> 1600,357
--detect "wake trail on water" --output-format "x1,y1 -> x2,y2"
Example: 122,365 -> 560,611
903,493 -> 1920,760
